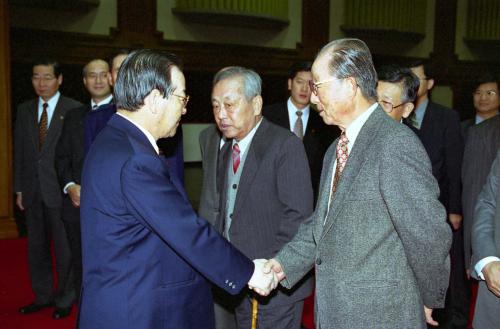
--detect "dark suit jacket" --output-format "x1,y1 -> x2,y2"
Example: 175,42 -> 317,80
55,104 -> 89,222
216,118 -> 314,307
462,115 -> 500,268
471,150 -> 500,327
263,102 -> 339,198
79,114 -> 253,329
277,106 -> 451,328
405,101 -> 464,215
198,125 -> 222,226
14,95 -> 82,208
84,103 -> 185,182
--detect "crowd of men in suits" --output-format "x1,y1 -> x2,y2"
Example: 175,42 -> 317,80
12,38 -> 498,329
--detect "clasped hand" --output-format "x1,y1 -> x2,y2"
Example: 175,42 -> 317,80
247,259 -> 285,296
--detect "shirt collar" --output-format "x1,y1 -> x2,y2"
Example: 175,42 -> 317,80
476,111 -> 499,124
414,97 -> 429,125
39,91 -> 60,109
344,102 -> 378,149
91,94 -> 113,109
232,118 -> 263,157
116,112 -> 159,155
287,97 -> 310,116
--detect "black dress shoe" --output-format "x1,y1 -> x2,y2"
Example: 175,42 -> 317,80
52,306 -> 71,319
19,302 -> 54,314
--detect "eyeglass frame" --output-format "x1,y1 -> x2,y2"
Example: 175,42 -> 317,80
379,100 -> 406,113
171,94 -> 190,107
473,90 -> 498,97
308,78 -> 337,96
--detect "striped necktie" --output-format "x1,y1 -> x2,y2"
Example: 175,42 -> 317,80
39,102 -> 48,150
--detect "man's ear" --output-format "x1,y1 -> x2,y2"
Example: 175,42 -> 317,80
402,103 -> 415,119
144,89 -> 160,114
287,78 -> 292,91
57,74 -> 63,87
427,78 -> 435,91
346,76 -> 358,96
252,95 -> 263,116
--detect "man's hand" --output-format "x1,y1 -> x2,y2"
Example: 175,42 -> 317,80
424,306 -> 438,326
483,261 -> 500,297
248,259 -> 278,296
16,192 -> 24,211
262,258 -> 286,282
448,213 -> 462,230
67,184 -> 81,207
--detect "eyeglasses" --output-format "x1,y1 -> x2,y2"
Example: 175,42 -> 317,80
308,78 -> 337,95
379,100 -> 405,113
473,90 -> 497,97
172,94 -> 190,108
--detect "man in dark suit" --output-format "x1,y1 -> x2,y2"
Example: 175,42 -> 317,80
263,61 -> 338,198
461,73 -> 499,136
55,58 -> 113,307
406,60 -> 467,329
84,50 -> 185,182
14,59 -> 82,319
212,66 -> 314,329
79,50 -> 276,329
462,76 -> 499,274
376,64 -> 420,122
471,150 -> 500,329
264,38 -> 451,328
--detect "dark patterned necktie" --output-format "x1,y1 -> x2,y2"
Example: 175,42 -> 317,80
331,132 -> 349,195
293,110 -> 304,140
232,143 -> 240,174
39,102 -> 48,150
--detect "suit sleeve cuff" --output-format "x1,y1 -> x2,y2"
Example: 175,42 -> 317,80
475,256 -> 500,280
63,182 -> 76,194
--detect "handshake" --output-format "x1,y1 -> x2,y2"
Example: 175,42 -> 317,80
247,259 -> 285,296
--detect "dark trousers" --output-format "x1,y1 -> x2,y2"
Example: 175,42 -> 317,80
234,294 -> 304,329
62,198 -> 82,303
435,227 -> 470,327
25,192 -> 74,308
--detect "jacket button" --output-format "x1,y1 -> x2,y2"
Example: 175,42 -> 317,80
230,213 -> 233,219
232,184 -> 237,189
316,258 -> 322,265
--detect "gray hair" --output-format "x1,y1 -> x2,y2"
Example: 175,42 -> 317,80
318,38 -> 378,102
213,66 -> 262,101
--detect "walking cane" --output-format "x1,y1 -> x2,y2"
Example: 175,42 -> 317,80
251,295 -> 258,329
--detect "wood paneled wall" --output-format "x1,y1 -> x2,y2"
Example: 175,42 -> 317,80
0,2 -> 17,238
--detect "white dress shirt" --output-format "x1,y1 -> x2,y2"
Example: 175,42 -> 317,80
38,91 -> 60,126
91,94 -> 113,110
287,97 -> 310,136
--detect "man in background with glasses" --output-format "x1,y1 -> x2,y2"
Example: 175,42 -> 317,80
376,64 -> 420,123
14,59 -> 82,319
263,38 -> 452,328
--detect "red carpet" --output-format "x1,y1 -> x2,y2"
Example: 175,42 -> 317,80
0,238 -> 77,329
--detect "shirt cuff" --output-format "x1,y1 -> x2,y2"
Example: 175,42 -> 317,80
475,256 -> 500,280
63,182 -> 76,194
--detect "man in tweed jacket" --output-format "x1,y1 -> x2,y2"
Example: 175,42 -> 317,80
262,39 -> 452,329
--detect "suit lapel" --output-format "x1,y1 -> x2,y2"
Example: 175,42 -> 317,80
321,107 -> 384,238
232,120 -> 268,214
28,100 -> 40,151
41,97 -> 65,153
278,103 -> 291,130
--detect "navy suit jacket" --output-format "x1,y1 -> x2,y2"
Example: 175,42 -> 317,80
84,103 -> 185,182
79,114 -> 253,329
